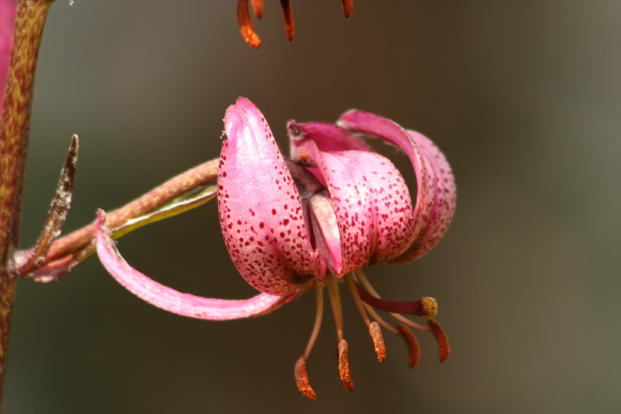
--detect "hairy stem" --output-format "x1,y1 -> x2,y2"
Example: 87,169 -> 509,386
0,0 -> 54,408
43,157 -> 219,264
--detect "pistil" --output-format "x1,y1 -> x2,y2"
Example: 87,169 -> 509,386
355,270 -> 429,331
359,285 -> 423,368
353,270 -> 451,363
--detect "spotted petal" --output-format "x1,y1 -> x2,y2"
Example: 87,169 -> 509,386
218,98 -> 321,295
289,122 -> 415,275
338,110 -> 456,262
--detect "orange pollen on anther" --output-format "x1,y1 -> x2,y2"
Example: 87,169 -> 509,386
344,273 -> 387,363
294,356 -> 317,400
427,319 -> 451,362
237,0 -> 261,48
338,339 -> 354,391
342,0 -> 354,17
396,323 -> 421,368
368,321 -> 387,363
279,0 -> 295,41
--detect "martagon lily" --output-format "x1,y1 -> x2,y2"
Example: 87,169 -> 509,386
95,97 -> 456,399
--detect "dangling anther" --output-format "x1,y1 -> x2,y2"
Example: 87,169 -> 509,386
251,0 -> 264,18
345,273 -> 386,362
279,0 -> 295,41
368,322 -> 387,363
294,356 -> 317,400
427,319 -> 451,362
294,282 -> 323,399
237,0 -> 262,48
396,324 -> 421,368
338,339 -> 354,391
327,275 -> 354,391
342,0 -> 354,17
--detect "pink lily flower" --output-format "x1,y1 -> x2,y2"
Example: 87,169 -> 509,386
95,97 -> 456,399
0,0 -> 17,113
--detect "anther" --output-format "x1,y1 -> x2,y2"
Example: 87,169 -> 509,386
338,339 -> 354,391
342,0 -> 354,17
293,283 -> 323,399
251,0 -> 264,18
345,274 -> 386,362
427,319 -> 451,362
368,322 -> 387,363
294,356 -> 317,400
237,0 -> 261,48
280,0 -> 295,41
396,324 -> 421,368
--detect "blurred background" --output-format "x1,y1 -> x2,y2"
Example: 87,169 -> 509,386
5,0 -> 621,413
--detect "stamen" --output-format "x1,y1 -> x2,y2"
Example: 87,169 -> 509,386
251,0 -> 264,18
304,283 -> 324,359
342,0 -> 354,17
363,303 -> 399,334
390,313 -> 430,332
338,339 -> 354,391
279,0 -> 295,41
295,283 -> 323,399
365,304 -> 422,367
345,274 -> 386,362
427,319 -> 451,362
295,357 -> 317,400
237,0 -> 262,48
326,276 -> 344,342
327,275 -> 354,391
396,324 -> 421,368
368,322 -> 387,363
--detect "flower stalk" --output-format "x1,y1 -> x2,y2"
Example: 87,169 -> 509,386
0,0 -> 55,407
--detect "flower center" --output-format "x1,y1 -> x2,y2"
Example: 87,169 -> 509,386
293,271 -> 451,400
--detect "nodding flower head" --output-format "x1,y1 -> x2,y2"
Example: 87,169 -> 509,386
236,0 -> 354,48
95,97 -> 456,400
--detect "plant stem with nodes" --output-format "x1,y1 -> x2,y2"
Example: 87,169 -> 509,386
0,0 -> 55,408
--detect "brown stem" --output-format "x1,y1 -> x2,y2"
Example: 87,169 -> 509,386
0,0 -> 54,408
42,158 -> 219,264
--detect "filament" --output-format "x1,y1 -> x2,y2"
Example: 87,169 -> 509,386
345,273 -> 386,362
304,282 -> 324,359
326,275 -> 354,391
